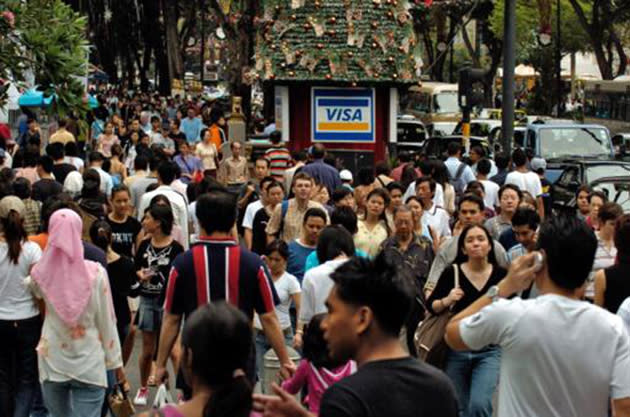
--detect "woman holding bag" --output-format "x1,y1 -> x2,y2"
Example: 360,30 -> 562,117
27,209 -> 126,417
426,224 -> 506,417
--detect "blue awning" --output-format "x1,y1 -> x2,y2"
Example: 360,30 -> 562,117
18,88 -> 55,107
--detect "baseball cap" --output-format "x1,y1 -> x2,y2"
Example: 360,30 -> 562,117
530,157 -> 547,172
340,169 -> 353,182
0,196 -> 25,219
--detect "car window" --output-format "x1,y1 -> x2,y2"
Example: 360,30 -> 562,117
557,167 -> 579,186
397,124 -> 426,143
593,183 -> 630,212
408,93 -> 431,114
527,130 -> 536,150
539,127 -> 612,158
585,164 -> 630,183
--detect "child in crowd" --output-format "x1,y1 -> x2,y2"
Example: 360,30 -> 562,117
281,314 -> 356,415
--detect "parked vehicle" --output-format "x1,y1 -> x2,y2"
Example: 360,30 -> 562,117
551,160 -> 630,207
403,82 -> 461,125
389,115 -> 428,157
523,123 -> 614,182
422,135 -> 492,160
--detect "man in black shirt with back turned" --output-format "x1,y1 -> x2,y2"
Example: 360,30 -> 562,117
255,255 -> 458,417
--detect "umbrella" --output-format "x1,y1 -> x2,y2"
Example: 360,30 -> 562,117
88,94 -> 99,109
18,88 -> 55,107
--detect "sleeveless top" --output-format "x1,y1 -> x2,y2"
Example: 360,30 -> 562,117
604,263 -> 630,314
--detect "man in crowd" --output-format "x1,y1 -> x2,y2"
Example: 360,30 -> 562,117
257,255 -> 458,417
264,130 -> 292,182
266,172 -> 328,244
301,144 -> 341,195
49,119 -> 76,145
88,151 -> 114,197
379,205 -> 434,354
287,207 -> 327,284
505,148 -> 544,220
446,215 -> 630,417
416,177 -> 451,241
33,156 -> 63,203
444,142 -> 475,194
283,150 -> 307,193
157,190 -> 294,394
180,107 -> 203,144
47,142 -> 76,185
242,176 -> 275,250
218,141 -> 249,193
137,160 -> 189,248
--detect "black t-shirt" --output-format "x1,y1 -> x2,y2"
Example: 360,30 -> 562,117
320,357 -> 458,417
251,207 -> 270,255
32,178 -> 63,202
52,162 -> 76,185
107,255 -> 137,330
135,239 -> 184,302
107,216 -> 142,258
427,264 -> 506,315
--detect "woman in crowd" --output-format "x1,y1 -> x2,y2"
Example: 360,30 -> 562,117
28,209 -> 125,417
109,144 -> 128,186
142,302 -> 253,417
255,240 -> 301,385
97,121 -> 120,158
133,203 -> 184,406
588,202 -> 623,302
432,160 -> 456,215
405,195 -> 436,247
14,147 -> 39,185
575,185 -> 592,220
0,197 -> 43,417
353,167 -> 375,217
251,180 -> 285,255
195,128 -> 219,177
595,214 -> 630,313
89,220 -> 138,365
427,224 -> 506,417
354,188 -> 390,258
586,190 -> 608,230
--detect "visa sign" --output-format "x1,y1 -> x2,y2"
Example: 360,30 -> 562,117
312,87 -> 375,142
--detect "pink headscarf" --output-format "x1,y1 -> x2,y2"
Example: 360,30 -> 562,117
31,209 -> 100,327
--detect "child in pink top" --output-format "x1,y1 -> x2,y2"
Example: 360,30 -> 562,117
281,314 -> 356,415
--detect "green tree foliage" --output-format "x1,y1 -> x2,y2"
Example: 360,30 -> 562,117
0,0 -> 88,116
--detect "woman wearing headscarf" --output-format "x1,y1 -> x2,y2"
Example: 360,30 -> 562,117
27,209 -> 125,417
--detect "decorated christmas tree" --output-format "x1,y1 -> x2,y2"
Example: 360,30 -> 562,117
254,0 -> 421,84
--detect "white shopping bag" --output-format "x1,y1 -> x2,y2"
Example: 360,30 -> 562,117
152,383 -> 174,409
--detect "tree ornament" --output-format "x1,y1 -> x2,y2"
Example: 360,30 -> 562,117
325,74 -> 332,80
329,16 -> 337,24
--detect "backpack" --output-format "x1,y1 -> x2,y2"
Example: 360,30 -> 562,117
277,200 -> 290,239
448,162 -> 467,203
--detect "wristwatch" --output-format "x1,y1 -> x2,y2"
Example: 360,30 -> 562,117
486,285 -> 500,302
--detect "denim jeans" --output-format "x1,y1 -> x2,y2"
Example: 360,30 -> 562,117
255,327 -> 293,392
42,380 -> 105,417
445,346 -> 501,417
0,315 -> 42,417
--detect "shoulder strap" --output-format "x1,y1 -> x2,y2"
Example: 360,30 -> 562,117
277,200 -> 290,238
454,162 -> 466,182
452,263 -> 460,289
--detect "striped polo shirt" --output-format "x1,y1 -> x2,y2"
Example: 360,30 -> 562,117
264,146 -> 292,181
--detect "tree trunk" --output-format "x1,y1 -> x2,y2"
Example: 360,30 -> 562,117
164,0 -> 184,82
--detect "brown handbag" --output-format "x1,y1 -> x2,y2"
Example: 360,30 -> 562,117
108,383 -> 135,417
414,264 -> 460,369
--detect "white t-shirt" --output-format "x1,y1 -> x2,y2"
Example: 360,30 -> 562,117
65,156 -> 84,172
242,200 -> 264,230
618,297 -> 630,335
480,179 -> 500,209
504,170 -> 543,198
300,258 -> 348,324
403,181 -> 444,208
0,241 -> 42,320
421,203 -> 452,239
254,272 -> 301,330
460,294 -> 630,417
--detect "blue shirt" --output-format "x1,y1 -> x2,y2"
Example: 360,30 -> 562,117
180,117 -> 204,143
304,248 -> 368,273
301,160 -> 342,195
287,240 -> 316,284
444,157 -> 475,192
174,154 -> 204,180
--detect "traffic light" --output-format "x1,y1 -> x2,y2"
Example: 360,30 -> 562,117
458,67 -> 487,109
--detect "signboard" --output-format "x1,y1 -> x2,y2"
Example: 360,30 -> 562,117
312,87 -> 375,143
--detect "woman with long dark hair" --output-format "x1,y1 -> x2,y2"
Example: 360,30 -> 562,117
354,188 -> 391,258
0,196 -> 43,417
426,224 -> 506,417
142,302 -> 254,417
133,203 -> 184,406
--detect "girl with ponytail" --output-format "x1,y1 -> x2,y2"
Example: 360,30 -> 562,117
141,302 -> 254,417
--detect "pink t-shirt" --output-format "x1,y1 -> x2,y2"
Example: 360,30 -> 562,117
281,360 -> 356,414
160,405 -> 262,417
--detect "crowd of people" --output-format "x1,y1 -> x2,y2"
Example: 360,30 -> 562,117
0,91 -> 630,417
